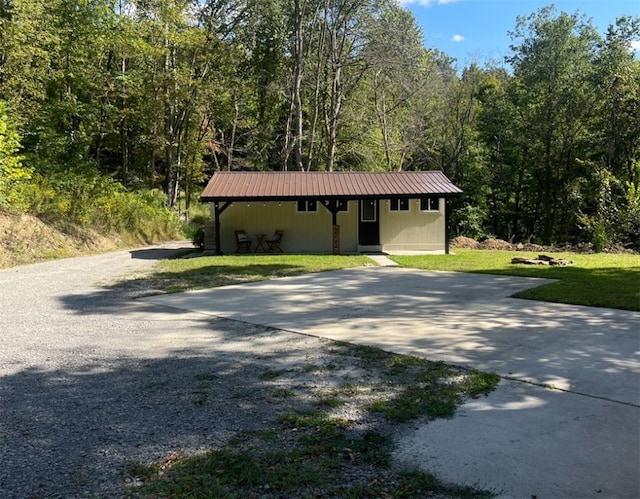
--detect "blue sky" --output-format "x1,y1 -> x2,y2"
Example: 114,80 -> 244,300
397,0 -> 640,68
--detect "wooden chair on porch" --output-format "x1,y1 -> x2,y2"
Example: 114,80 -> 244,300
265,229 -> 284,253
235,230 -> 252,253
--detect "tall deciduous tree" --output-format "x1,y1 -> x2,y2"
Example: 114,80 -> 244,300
0,0 -> 60,126
593,16 -> 640,183
507,6 -> 599,243
362,3 -> 429,171
476,67 -> 533,240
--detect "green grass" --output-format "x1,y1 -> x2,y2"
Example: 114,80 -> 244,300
368,357 -> 499,422
147,254 -> 373,292
391,249 -> 640,311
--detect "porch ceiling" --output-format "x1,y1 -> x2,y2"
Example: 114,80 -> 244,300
201,171 -> 462,202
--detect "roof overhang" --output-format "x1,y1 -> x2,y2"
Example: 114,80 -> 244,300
201,171 -> 462,203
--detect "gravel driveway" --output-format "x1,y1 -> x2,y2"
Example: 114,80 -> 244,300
0,243 -> 344,498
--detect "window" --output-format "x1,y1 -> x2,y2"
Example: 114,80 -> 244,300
323,199 -> 349,212
420,197 -> 439,211
297,200 -> 317,212
389,198 -> 410,211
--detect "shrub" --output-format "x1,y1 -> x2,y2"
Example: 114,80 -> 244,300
21,172 -> 181,243
185,213 -> 209,249
191,227 -> 205,249
0,102 -> 32,211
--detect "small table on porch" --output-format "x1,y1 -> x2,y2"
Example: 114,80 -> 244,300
254,234 -> 267,253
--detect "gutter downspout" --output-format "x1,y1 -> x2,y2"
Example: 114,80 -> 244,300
445,198 -> 451,255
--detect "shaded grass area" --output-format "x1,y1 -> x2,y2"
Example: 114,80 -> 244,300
145,254 -> 374,293
126,343 -> 498,498
392,250 -> 640,311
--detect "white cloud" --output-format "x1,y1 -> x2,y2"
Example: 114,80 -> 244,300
451,34 -> 465,43
630,40 -> 640,53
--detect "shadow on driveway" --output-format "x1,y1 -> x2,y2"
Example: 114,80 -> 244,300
141,267 -> 639,405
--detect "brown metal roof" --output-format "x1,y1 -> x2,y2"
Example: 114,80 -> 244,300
201,171 -> 462,202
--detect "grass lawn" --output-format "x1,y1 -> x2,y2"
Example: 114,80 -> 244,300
148,253 -> 374,292
391,249 -> 640,311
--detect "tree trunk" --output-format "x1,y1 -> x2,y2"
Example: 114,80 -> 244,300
325,17 -> 343,173
306,4 -> 326,171
293,0 -> 304,171
164,27 -> 178,206
227,96 -> 239,171
373,72 -> 392,171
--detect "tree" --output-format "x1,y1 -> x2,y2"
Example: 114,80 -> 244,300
240,0 -> 288,169
507,6 -> 599,243
0,101 -> 30,209
592,16 -> 640,184
0,0 -> 60,126
362,3 -> 430,171
283,0 -> 306,170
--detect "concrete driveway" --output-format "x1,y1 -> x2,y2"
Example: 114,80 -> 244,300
145,266 -> 640,498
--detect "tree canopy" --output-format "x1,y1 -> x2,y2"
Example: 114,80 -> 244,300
0,1 -> 638,249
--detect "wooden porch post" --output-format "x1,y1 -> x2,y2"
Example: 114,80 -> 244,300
330,206 -> 340,255
211,201 -> 232,255
322,200 -> 341,255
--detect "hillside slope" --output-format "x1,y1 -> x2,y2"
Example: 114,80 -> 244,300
0,211 -> 123,269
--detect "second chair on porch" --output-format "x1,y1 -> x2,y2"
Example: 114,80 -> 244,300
265,229 -> 284,252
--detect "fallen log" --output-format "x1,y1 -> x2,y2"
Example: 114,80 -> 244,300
549,258 -> 573,266
511,257 -> 548,265
511,256 -> 573,266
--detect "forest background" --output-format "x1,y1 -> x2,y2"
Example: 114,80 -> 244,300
0,0 -> 638,251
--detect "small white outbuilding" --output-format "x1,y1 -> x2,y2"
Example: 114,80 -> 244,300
200,171 -> 462,255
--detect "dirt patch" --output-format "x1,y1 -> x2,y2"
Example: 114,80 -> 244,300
0,210 -> 122,269
450,236 -> 479,249
477,238 -> 513,250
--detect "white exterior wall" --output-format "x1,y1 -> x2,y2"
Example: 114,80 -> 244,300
379,198 -> 445,252
211,198 -> 445,253
213,201 -> 359,254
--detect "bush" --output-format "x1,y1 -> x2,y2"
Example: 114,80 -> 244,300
0,102 -> 32,211
452,204 -> 492,240
191,226 -> 205,249
591,220 -> 608,253
184,213 -> 209,249
20,172 -> 182,243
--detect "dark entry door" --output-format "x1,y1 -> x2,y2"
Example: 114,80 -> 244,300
358,199 -> 380,245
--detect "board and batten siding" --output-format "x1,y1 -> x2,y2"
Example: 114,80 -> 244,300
379,198 -> 445,252
213,201 -> 358,254
213,198 -> 445,253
